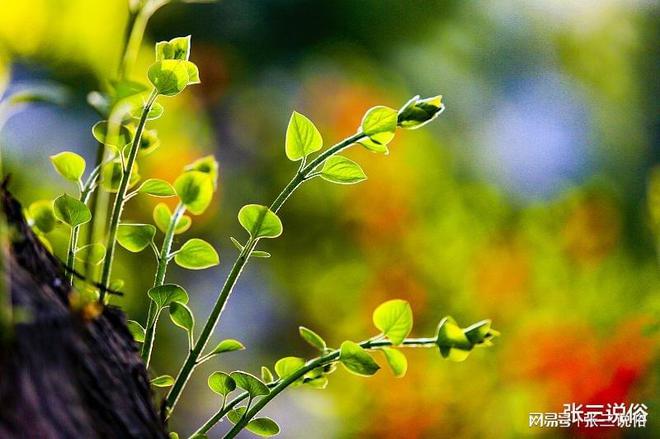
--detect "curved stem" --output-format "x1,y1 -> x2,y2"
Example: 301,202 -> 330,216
223,337 -> 437,438
141,203 -> 186,367
99,89 -> 158,301
164,131 -> 367,415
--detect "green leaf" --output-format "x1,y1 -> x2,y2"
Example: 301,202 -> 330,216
226,407 -> 247,424
169,432 -> 180,439
53,194 -> 91,228
169,302 -> 195,333
381,348 -> 407,378
148,283 -> 189,308
207,371 -> 236,396
174,238 -> 220,270
127,320 -> 145,343
360,106 -> 397,146
156,35 -> 191,61
285,111 -> 323,161
50,152 -> 85,182
230,236 -> 244,251
75,243 -> 106,265
358,137 -> 389,155
116,223 -> 156,253
174,171 -> 214,215
339,341 -> 380,376
238,204 -> 283,239
151,375 -> 174,387
101,160 -> 140,193
372,299 -> 413,345
299,326 -> 326,351
28,200 -> 56,233
184,155 -> 219,190
320,155 -> 367,184
435,316 -> 473,362
137,128 -> 160,156
137,178 -> 175,197
397,95 -> 444,129
304,375 -> 328,390
261,366 -> 274,383
274,357 -> 305,379
130,102 -> 164,121
252,250 -> 271,258
153,203 -> 191,234
246,418 -> 280,437
91,121 -> 133,149
229,371 -> 269,398
209,339 -> 245,355
464,319 -> 495,345
148,60 -> 200,96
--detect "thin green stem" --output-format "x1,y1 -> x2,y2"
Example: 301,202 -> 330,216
65,167 -> 102,284
164,131 -> 367,415
223,337 -> 437,438
141,202 -> 186,367
99,89 -> 158,301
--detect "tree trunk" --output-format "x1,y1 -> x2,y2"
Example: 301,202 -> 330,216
0,186 -> 167,439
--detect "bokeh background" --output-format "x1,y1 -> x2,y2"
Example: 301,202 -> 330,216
0,0 -> 658,437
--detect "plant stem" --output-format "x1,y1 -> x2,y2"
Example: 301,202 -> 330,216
65,166 -> 102,284
99,89 -> 158,301
222,337 -> 437,438
164,131 -> 367,414
117,5 -> 150,80
141,203 -> 186,367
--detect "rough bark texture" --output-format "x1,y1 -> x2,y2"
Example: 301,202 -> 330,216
0,187 -> 167,439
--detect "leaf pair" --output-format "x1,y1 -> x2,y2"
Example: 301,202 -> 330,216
435,317 -> 499,362
148,36 -> 200,96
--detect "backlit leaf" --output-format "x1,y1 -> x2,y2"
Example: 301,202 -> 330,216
320,155 -> 367,184
360,106 -> 397,146
148,284 -> 189,308
28,200 -> 56,233
169,302 -> 194,333
274,357 -> 305,379
174,238 -> 219,269
372,299 -> 413,345
53,194 -> 91,228
127,320 -> 145,343
381,347 -> 407,378
137,178 -> 175,197
174,171 -> 214,215
339,341 -> 380,376
208,371 -> 236,396
116,223 -> 156,252
229,371 -> 269,398
151,375 -> 174,387
285,111 -> 323,161
299,326 -> 326,351
50,152 -> 85,182
238,204 -> 282,239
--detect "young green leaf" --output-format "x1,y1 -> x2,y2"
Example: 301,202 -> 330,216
137,128 -> 160,155
251,250 -> 271,258
372,299 -> 413,345
226,407 -> 247,424
285,111 -> 323,161
156,35 -> 191,61
246,418 -> 281,437
208,339 -> 245,356
174,238 -> 220,270
238,204 -> 283,239
53,194 -> 91,228
101,160 -> 140,192
184,155 -> 219,190
151,375 -> 174,387
50,152 -> 85,182
127,320 -> 146,343
435,316 -> 473,362
137,178 -> 176,197
397,95 -> 444,129
91,121 -> 133,149
320,155 -> 367,184
116,223 -> 156,253
358,137 -> 389,155
153,203 -> 192,234
229,371 -> 270,398
169,302 -> 195,333
274,357 -> 305,379
360,106 -> 397,146
299,326 -> 326,351
28,200 -> 56,233
261,366 -> 274,383
339,341 -> 380,376
130,102 -> 164,121
381,348 -> 407,378
464,319 -> 496,345
207,371 -> 236,396
169,433 -> 180,439
75,243 -> 106,265
230,236 -> 244,251
174,171 -> 214,215
148,283 -> 189,308
148,60 -> 200,96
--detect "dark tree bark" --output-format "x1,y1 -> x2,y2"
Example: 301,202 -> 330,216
0,186 -> 167,439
